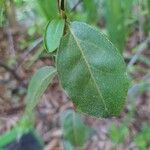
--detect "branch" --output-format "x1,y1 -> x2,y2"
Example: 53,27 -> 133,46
17,37 -> 43,68
127,36 -> 150,68
20,37 -> 43,61
0,62 -> 27,88
0,61 -> 22,82
71,0 -> 83,12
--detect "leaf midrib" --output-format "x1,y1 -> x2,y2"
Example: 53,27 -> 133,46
76,38 -> 124,74
70,29 -> 108,113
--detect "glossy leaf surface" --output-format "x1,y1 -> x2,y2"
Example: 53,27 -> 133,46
60,110 -> 90,146
44,19 -> 65,52
57,21 -> 129,118
26,66 -> 56,113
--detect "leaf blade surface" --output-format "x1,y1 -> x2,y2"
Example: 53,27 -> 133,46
57,21 -> 129,117
44,19 -> 65,52
26,66 -> 56,113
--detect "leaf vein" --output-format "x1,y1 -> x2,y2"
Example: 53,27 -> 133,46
70,29 -> 108,113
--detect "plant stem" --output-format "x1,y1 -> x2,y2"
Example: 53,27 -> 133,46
57,0 -> 66,19
127,36 -> 150,69
60,0 -> 65,11
57,0 -> 67,35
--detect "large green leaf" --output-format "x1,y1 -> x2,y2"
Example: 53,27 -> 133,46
44,19 -> 65,53
60,110 -> 90,147
25,66 -> 56,113
57,21 -> 129,118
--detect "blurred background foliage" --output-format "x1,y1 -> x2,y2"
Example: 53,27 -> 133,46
0,0 -> 150,149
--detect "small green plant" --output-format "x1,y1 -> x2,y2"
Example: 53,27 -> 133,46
0,66 -> 56,149
60,110 -> 91,149
44,0 -> 129,118
0,0 -> 130,148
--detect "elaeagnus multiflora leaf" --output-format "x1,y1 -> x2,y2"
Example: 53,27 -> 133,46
44,19 -> 65,53
25,66 -> 56,113
57,21 -> 129,118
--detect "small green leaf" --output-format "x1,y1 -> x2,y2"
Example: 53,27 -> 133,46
44,19 -> 65,53
57,21 -> 129,118
60,110 -> 90,147
25,66 -> 56,113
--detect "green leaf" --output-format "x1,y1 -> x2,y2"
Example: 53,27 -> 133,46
44,19 -> 65,53
37,0 -> 59,21
60,110 -> 90,147
83,0 -> 98,23
57,21 -> 129,118
0,0 -> 5,27
25,66 -> 56,113
0,66 -> 56,148
105,0 -> 125,52
0,128 -> 18,148
104,0 -> 131,52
